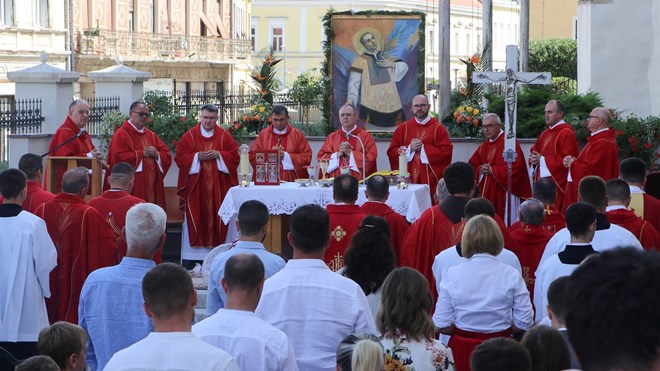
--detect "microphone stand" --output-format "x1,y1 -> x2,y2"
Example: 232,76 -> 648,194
347,132 -> 366,180
41,130 -> 85,158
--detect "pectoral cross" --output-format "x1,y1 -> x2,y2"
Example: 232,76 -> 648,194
473,45 -> 551,226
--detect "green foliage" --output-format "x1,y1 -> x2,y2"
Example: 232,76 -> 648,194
529,39 -> 577,80
99,111 -> 128,158
290,121 -> 327,136
610,113 -> 660,171
143,92 -> 198,151
485,89 -> 602,138
0,161 -> 8,171
250,49 -> 282,105
290,69 -> 324,131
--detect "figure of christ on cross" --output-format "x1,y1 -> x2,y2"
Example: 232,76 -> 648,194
472,45 -> 551,225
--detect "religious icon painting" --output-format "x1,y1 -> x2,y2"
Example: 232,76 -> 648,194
254,149 -> 280,185
328,12 -> 425,132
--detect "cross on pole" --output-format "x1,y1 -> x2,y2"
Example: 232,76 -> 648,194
473,45 -> 551,226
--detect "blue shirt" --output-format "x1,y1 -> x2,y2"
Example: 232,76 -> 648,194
207,241 -> 285,316
78,257 -> 155,371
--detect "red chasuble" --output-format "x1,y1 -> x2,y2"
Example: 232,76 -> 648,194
175,124 -> 239,247
360,201 -> 410,261
468,132 -> 532,219
88,190 -> 145,259
606,209 -> 659,250
509,205 -> 566,235
529,123 -> 579,210
324,204 -> 365,272
249,125 -> 312,181
631,193 -> 660,232
106,121 -> 172,209
34,193 -> 119,323
22,180 -> 55,213
563,129 -> 619,212
387,117 -> 453,198
510,223 -> 553,304
47,117 -> 97,193
317,128 -> 377,180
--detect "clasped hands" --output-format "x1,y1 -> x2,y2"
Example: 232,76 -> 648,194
479,163 -> 493,176
410,138 -> 423,153
198,150 -> 220,160
563,155 -> 575,168
272,145 -> 285,159
339,141 -> 353,157
143,146 -> 160,159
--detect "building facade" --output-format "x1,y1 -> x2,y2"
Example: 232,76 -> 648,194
530,0 -> 577,40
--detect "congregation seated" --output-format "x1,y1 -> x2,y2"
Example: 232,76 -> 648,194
520,326 -> 571,371
336,333 -> 384,371
340,215 -> 396,320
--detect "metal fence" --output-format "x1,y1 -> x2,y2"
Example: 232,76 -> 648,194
0,98 -> 44,162
84,96 -> 121,135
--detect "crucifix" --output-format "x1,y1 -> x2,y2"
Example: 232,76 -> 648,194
473,45 -> 551,226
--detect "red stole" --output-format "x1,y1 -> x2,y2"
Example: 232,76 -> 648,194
249,125 -> 312,181
324,204 -> 365,271
175,124 -> 239,247
34,193 -> 119,323
88,190 -> 146,259
106,121 -> 172,208
510,223 -> 553,305
606,208 -> 659,250
359,201 -> 410,261
317,128 -> 377,180
22,180 -> 55,213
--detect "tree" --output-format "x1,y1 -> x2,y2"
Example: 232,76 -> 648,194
529,38 -> 577,80
290,69 -> 324,133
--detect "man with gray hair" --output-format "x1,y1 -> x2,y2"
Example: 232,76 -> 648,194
34,167 -> 118,324
468,112 -> 532,223
78,203 -> 166,371
509,198 -> 553,303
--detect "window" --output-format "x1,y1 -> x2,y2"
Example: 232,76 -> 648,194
149,0 -> 155,32
465,34 -> 470,54
251,21 -> 256,50
453,32 -> 459,55
270,26 -> 283,51
36,0 -> 48,28
0,0 -> 13,26
429,29 -> 434,55
128,10 -> 134,32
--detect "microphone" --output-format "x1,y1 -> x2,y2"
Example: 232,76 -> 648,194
41,129 -> 86,158
347,132 -> 366,181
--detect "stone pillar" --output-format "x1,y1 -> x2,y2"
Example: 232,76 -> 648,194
87,57 -> 151,114
7,52 -> 80,134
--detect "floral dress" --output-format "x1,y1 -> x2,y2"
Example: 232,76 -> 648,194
381,331 -> 456,371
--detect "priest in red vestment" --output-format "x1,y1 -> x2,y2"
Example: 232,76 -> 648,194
619,157 -> 660,232
106,101 -> 172,209
563,107 -> 619,212
387,95 -> 452,199
399,162 -> 519,299
175,104 -> 239,257
47,99 -> 103,193
605,179 -> 659,250
468,113 -> 532,222
510,199 -> 554,306
317,103 -> 377,180
360,175 -> 409,262
249,105 -> 312,181
88,162 -> 146,259
529,100 -> 579,211
18,153 -> 55,213
509,176 -> 566,234
324,174 -> 365,271
33,167 -> 118,324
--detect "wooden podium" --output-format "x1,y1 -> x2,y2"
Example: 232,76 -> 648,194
45,156 -> 104,199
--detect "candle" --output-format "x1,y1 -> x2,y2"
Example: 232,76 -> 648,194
399,152 -> 407,177
239,144 -> 250,175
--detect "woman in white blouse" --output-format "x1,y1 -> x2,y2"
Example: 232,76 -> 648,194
378,267 -> 456,371
433,214 -> 533,371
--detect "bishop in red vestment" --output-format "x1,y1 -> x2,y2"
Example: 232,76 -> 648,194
249,105 -> 312,181
563,108 -> 619,212
88,162 -> 146,259
324,174 -> 365,271
33,168 -> 118,324
360,175 -> 409,261
510,177 -> 566,234
18,153 -> 55,213
106,102 -> 172,209
318,104 -> 377,180
529,100 -> 579,210
47,100 -> 103,193
605,178 -> 659,250
619,157 -> 660,232
175,106 -> 239,248
468,114 -> 532,221
387,95 -> 452,198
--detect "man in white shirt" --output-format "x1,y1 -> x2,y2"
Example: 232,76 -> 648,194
104,263 -> 239,371
539,175 -> 642,268
0,168 -> 57,363
194,253 -> 297,371
534,202 -> 599,323
207,200 -> 285,315
256,204 -> 376,371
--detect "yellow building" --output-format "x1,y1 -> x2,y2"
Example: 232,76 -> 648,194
530,0 -> 577,40
250,0 -> 521,93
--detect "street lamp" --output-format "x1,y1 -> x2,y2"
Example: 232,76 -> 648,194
282,45 -> 287,90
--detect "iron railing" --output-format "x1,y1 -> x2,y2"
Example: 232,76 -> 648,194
0,98 -> 44,162
83,96 -> 121,135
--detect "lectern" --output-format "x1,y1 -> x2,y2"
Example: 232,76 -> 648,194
45,156 -> 103,199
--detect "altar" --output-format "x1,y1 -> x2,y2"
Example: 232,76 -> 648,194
218,182 -> 432,257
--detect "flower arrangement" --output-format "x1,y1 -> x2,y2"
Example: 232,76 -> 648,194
237,97 -> 273,135
609,111 -> 660,171
458,54 -> 483,101
452,101 -> 485,138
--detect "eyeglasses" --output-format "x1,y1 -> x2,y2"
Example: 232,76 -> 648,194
482,124 -> 499,129
131,111 -> 150,117
412,104 -> 428,108
587,115 -> 602,120
200,115 -> 218,121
